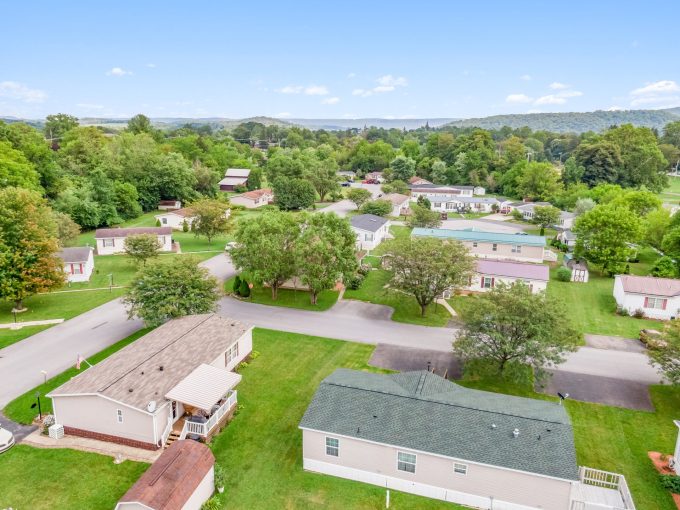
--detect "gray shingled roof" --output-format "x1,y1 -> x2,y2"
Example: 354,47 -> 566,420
58,246 -> 92,263
94,227 -> 172,239
350,214 -> 389,233
299,369 -> 578,481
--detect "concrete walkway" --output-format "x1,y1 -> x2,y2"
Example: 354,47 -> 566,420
22,429 -> 161,463
0,318 -> 64,329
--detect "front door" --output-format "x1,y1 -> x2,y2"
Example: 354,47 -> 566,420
171,401 -> 179,422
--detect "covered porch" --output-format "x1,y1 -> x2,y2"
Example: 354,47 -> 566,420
164,363 -> 241,443
570,467 -> 636,510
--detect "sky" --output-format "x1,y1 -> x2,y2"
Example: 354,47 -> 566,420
2,1 -> 680,120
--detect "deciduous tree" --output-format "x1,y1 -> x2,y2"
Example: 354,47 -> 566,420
124,234 -> 161,265
407,204 -> 442,228
124,257 -> 219,327
346,188 -> 372,208
453,283 -> 580,379
191,199 -> 231,243
649,319 -> 680,384
531,205 -> 561,235
52,211 -> 80,247
360,199 -> 392,217
272,176 -> 316,210
388,236 -> 475,316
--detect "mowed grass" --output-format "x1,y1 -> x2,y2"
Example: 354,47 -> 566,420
0,445 -> 148,510
343,269 -> 452,327
3,328 -> 150,424
460,376 -> 680,510
224,277 -> 340,311
209,328 -> 459,510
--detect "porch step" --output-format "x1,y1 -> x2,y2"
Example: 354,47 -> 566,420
164,431 -> 181,448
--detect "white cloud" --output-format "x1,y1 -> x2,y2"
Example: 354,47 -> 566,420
606,105 -> 623,111
321,96 -> 340,105
304,85 -> 329,96
146,63 -> 156,68
549,82 -> 569,90
0,81 -> 47,103
276,84 -> 329,95
506,93 -> 533,104
106,67 -> 132,76
629,80 -> 680,108
352,75 -> 408,97
520,74 -> 532,81
76,103 -> 104,110
534,89 -> 582,105
347,72 -> 356,79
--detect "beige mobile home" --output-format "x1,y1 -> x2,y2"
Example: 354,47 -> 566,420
48,314 -> 252,450
94,227 -> 173,255
300,370 -> 635,510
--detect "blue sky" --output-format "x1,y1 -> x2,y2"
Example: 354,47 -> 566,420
2,1 -> 680,120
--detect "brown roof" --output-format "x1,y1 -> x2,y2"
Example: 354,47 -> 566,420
383,193 -> 410,206
48,314 -> 249,410
239,188 -> 273,200
618,274 -> 680,297
95,227 -> 172,239
118,440 -> 214,510
157,208 -> 195,218
409,176 -> 431,184
158,200 -> 180,206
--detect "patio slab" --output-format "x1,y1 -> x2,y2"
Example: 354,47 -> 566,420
21,429 -> 160,463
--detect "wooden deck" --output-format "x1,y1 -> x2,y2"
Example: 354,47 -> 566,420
580,484 -> 625,508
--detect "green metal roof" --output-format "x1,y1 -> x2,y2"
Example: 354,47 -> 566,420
299,369 -> 578,481
411,227 -> 546,247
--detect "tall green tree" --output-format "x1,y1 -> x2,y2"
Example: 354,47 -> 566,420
0,141 -> 42,191
124,257 -> 219,327
346,188 -> 372,208
531,205 -> 562,235
453,283 -> 580,379
44,113 -> 79,139
516,162 -> 562,201
407,204 -> 442,228
573,139 -> 622,186
230,212 -> 300,299
52,211 -> 80,247
272,176 -> 316,210
295,213 -> 357,305
0,187 -> 65,311
127,114 -> 154,135
388,236 -> 475,316
191,199 -> 231,243
389,156 -> 416,182
124,234 -> 161,265
574,204 -> 643,274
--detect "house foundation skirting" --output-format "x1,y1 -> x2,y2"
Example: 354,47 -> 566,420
63,426 -> 159,451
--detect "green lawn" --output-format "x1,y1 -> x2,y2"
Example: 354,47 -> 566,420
663,176 -> 680,193
209,329 -> 458,510
3,328 -> 150,424
370,225 -> 411,257
224,277 -> 340,311
0,445 -> 148,510
343,269 -> 452,327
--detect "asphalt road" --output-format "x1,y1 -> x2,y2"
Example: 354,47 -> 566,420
318,199 -> 356,218
0,254 -> 237,408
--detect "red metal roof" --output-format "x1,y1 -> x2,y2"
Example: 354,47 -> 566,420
476,260 -> 549,281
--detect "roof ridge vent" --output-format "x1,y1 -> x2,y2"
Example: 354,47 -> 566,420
415,373 -> 427,395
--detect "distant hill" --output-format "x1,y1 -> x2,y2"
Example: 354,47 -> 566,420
287,118 -> 456,130
443,109 -> 680,133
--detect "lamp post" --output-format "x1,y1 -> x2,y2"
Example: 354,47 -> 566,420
31,391 -> 42,420
108,273 -> 113,292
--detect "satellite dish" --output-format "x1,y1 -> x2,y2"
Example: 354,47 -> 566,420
147,401 -> 157,413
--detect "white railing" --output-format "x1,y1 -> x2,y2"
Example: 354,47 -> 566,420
159,416 -> 173,447
573,467 -> 635,510
178,390 -> 238,440
543,249 -> 558,262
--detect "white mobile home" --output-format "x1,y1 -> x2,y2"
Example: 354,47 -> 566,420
460,259 -> 549,295
58,247 -> 94,283
94,227 -> 173,255
350,214 -> 390,251
613,274 -> 680,320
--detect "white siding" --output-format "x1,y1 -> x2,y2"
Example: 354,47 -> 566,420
613,276 -> 680,320
352,224 -> 390,251
302,430 -> 573,510
155,213 -> 195,230
96,235 -> 173,255
181,466 -> 215,510
63,251 -> 95,283
464,274 -> 547,294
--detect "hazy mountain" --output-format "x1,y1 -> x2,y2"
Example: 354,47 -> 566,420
287,118 -> 457,130
443,108 -> 680,133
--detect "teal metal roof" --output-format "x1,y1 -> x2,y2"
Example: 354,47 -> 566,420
299,369 -> 578,481
411,227 -> 546,247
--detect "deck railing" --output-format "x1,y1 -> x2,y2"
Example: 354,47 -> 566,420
179,390 -> 238,439
574,466 -> 636,510
543,249 -> 558,262
159,416 -> 173,447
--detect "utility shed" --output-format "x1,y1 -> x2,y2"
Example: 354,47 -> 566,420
116,440 -> 215,510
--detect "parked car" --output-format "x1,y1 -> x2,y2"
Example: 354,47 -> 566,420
0,426 -> 15,453
640,329 -> 666,349
340,181 -> 351,187
362,179 -> 378,184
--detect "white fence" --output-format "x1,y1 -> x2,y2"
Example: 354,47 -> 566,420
179,390 -> 238,439
571,467 -> 635,510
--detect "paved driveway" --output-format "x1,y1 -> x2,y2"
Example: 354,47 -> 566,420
350,182 -> 382,198
318,199 -> 356,218
369,344 -> 462,379
0,254 -> 236,407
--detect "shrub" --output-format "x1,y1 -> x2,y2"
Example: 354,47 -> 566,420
41,414 -> 55,434
201,496 -> 221,510
234,184 -> 248,193
556,267 -> 572,282
214,464 -> 226,490
250,350 -> 261,359
651,256 -> 679,278
358,263 -> 371,276
617,307 -> 630,317
659,474 -> 680,493
182,220 -> 189,233
632,308 -> 646,319
232,275 -> 242,295
511,209 -> 524,221
346,273 -> 365,290
360,199 -> 392,217
155,219 -> 162,227
239,279 -> 251,298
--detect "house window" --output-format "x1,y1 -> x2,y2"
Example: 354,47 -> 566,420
161,217 -> 167,224
365,233 -> 374,241
116,409 -> 123,423
492,243 -> 498,252
397,452 -> 417,473
225,343 -> 239,365
325,437 -> 339,457
103,239 -> 114,247
511,245 -> 522,253
454,463 -> 468,475
482,277 -> 494,289
434,202 -> 442,208
72,264 -> 83,275
645,297 -> 667,310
